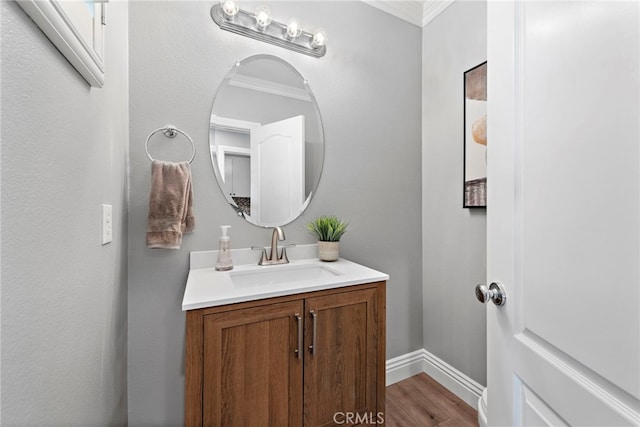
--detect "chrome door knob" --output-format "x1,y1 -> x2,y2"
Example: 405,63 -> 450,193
475,282 -> 507,306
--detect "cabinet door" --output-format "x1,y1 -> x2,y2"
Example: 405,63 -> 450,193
223,155 -> 250,197
203,300 -> 304,426
231,155 -> 250,197
303,288 -> 379,426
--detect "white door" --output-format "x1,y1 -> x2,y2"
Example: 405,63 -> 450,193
486,2 -> 639,426
250,115 -> 305,226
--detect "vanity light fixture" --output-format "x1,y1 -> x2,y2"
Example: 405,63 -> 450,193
211,1 -> 327,58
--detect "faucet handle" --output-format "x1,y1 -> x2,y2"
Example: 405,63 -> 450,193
251,246 -> 268,265
279,244 -> 296,262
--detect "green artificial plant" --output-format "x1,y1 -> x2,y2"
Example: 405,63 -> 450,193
307,215 -> 349,242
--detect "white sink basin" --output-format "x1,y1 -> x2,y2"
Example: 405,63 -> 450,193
182,245 -> 389,310
229,263 -> 342,287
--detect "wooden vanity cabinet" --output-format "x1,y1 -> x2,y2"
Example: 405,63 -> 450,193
185,281 -> 386,427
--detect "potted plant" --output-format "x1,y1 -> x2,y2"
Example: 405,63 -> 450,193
306,215 -> 349,261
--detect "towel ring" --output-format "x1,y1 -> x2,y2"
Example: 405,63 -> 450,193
145,125 -> 196,164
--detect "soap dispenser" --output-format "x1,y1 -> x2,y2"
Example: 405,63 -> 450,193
215,225 -> 233,271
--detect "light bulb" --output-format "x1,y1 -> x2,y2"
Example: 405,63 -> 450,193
286,18 -> 302,39
311,29 -> 327,48
220,0 -> 238,18
254,6 -> 272,29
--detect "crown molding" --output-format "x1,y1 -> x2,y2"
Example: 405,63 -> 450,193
361,1 -> 456,28
423,0 -> 456,26
227,74 -> 312,103
361,0 -> 425,27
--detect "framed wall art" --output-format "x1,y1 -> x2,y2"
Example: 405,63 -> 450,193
17,0 -> 106,87
463,61 -> 487,208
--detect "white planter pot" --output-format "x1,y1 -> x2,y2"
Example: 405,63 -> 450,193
317,241 -> 339,262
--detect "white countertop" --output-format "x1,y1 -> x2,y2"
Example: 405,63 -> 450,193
182,245 -> 389,311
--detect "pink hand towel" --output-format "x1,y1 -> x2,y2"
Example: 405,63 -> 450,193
146,160 -> 195,249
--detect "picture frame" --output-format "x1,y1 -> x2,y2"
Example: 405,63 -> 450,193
17,0 -> 106,88
463,61 -> 487,208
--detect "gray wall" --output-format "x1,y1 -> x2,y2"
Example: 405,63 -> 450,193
422,0 -> 487,386
128,1 -> 422,424
1,1 -> 129,425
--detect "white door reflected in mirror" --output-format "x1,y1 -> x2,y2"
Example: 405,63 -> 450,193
251,115 -> 305,226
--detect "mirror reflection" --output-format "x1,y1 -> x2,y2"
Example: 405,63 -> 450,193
209,55 -> 324,227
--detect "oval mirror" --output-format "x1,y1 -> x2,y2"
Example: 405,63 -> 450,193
209,55 -> 325,227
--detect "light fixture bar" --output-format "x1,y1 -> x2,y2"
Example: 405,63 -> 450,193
211,4 -> 327,58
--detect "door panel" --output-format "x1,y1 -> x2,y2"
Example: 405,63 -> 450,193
487,1 -> 640,425
521,1 -> 639,398
518,380 -> 569,427
304,289 -> 378,427
203,300 -> 303,426
514,333 -> 637,426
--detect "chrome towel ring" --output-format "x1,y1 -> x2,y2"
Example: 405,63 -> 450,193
145,125 -> 196,164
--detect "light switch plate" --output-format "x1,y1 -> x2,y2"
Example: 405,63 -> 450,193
101,204 -> 113,245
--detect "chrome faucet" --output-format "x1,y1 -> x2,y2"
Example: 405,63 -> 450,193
251,227 -> 294,266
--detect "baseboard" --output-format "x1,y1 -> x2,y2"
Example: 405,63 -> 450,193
386,349 -> 485,410
386,350 -> 426,386
421,350 -> 485,410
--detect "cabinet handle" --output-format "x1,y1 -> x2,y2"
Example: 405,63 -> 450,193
294,313 -> 302,359
309,310 -> 317,355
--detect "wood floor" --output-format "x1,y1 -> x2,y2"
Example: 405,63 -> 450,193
385,373 -> 479,427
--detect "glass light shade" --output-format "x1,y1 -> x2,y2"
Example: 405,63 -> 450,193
311,29 -> 327,48
254,6 -> 272,28
286,18 -> 302,39
220,0 -> 238,17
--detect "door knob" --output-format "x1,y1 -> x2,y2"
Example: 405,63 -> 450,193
475,282 -> 507,306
